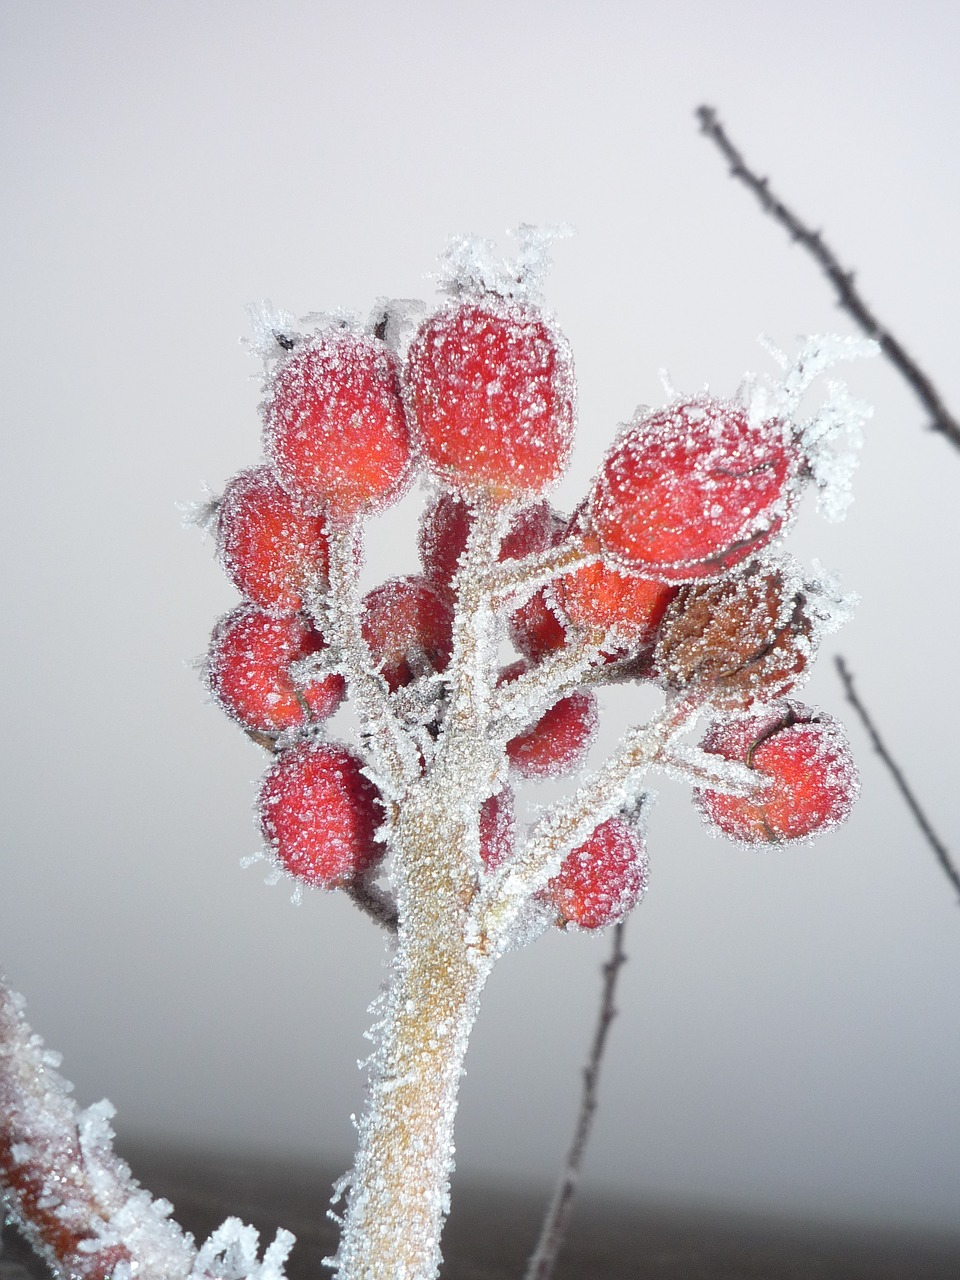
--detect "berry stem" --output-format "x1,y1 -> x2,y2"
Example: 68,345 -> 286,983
491,637 -> 606,735
317,520 -> 421,794
478,695 -> 701,945
489,532 -> 598,610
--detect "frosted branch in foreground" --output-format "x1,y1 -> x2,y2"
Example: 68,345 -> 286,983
0,976 -> 294,1280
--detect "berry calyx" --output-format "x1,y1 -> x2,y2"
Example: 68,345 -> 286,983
545,816 -> 648,930
656,560 -> 814,711
695,702 -> 859,845
259,742 -> 384,886
217,466 -> 330,615
264,331 -> 413,521
590,398 -> 800,582
505,681 -> 598,779
360,575 -> 454,692
207,605 -> 345,733
405,299 -> 575,501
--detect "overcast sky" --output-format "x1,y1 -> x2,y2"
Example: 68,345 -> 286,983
2,0 -> 959,1236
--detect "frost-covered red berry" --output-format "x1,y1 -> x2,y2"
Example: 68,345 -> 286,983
259,742 -> 384,886
545,817 -> 648,930
695,702 -> 858,844
590,398 -> 800,582
478,789 -> 516,871
361,575 -> 454,692
509,588 -> 569,662
265,331 -> 412,521
656,560 -> 814,711
217,466 -> 330,615
207,605 -> 344,734
555,531 -> 677,646
406,300 -> 575,501
506,685 -> 598,779
418,490 -> 474,600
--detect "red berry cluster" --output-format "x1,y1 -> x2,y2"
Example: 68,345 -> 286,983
204,246 -> 859,920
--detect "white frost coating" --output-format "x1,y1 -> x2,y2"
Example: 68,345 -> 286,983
243,301 -> 302,363
742,334 -> 878,521
191,1218 -> 295,1280
803,559 -> 859,635
434,225 -> 573,305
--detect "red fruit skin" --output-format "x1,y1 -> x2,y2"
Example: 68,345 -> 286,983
507,689 -> 598,779
360,575 -> 454,692
418,491 -> 571,660
418,490 -> 474,599
591,398 -> 799,582
406,300 -> 575,501
546,816 -> 648,930
259,743 -> 384,886
479,789 -> 516,871
555,532 -> 678,646
510,588 -> 570,662
217,466 -> 330,615
695,702 -> 859,845
208,605 -> 345,734
264,332 -> 412,520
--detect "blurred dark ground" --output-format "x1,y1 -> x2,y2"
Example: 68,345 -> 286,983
3,1144 -> 959,1279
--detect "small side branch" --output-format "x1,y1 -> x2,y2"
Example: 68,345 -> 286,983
524,922 -> 629,1280
696,105 -> 960,452
344,878 -> 399,933
835,655 -> 960,902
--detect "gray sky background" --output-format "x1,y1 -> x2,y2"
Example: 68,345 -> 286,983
2,0 -> 959,1235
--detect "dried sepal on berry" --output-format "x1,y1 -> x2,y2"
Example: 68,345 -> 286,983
545,816 -> 648,930
590,397 -> 801,582
655,559 -> 815,711
264,329 -> 413,521
217,465 -> 330,615
258,742 -> 385,886
694,702 -> 859,845
405,298 -> 575,501
207,604 -> 345,734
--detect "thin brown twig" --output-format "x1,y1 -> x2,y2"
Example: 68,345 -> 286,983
696,105 -> 960,453
835,655 -> 960,902
524,921 -> 628,1280
344,878 -> 399,932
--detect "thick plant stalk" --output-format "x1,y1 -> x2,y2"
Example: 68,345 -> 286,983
330,896 -> 493,1280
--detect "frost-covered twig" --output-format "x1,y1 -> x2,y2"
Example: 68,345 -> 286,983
524,921 -> 628,1280
0,976 -> 295,1280
835,656 -> 960,901
343,878 -> 399,932
696,105 -> 960,452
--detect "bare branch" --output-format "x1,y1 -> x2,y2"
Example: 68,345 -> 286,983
696,105 -> 960,452
524,922 -> 629,1280
835,655 -> 960,902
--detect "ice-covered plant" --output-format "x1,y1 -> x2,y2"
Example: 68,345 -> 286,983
1,228 -> 872,1280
